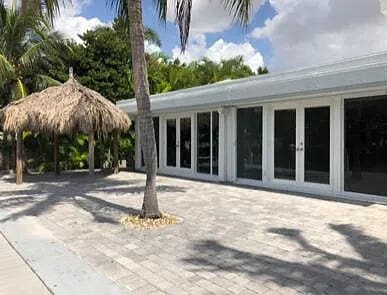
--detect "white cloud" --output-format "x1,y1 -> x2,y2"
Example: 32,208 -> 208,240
172,34 -> 264,72
144,40 -> 161,54
54,0 -> 106,43
250,0 -> 387,69
167,0 -> 265,34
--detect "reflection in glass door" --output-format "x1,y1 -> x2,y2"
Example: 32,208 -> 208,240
166,119 -> 176,167
304,106 -> 330,184
196,112 -> 219,175
274,109 -> 296,180
180,117 -> 191,168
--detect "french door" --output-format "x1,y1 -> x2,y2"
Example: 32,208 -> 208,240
271,101 -> 332,189
165,115 -> 193,170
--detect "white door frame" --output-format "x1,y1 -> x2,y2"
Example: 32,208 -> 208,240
269,98 -> 334,191
163,113 -> 194,173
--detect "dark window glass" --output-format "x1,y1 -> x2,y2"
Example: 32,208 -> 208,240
212,112 -> 219,175
141,117 -> 159,167
167,119 -> 176,167
344,96 -> 387,196
304,107 -> 330,184
237,107 -> 263,180
180,117 -> 191,168
197,113 -> 211,174
274,109 -> 296,180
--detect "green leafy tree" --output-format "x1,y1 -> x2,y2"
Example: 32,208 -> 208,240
257,66 -> 269,75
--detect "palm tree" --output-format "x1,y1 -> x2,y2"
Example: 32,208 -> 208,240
0,3 -> 64,105
109,0 -> 254,218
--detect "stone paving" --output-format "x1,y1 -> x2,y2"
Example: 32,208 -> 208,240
0,171 -> 386,294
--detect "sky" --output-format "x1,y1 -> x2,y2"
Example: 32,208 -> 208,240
25,0 -> 387,72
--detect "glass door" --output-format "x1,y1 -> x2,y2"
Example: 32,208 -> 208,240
302,106 -> 330,185
165,115 -> 192,170
271,102 -> 331,188
179,117 -> 191,169
166,118 -> 177,167
274,109 -> 297,181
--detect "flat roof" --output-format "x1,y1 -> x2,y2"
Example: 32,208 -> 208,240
117,52 -> 387,115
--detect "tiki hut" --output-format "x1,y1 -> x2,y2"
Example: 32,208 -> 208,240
0,72 -> 131,184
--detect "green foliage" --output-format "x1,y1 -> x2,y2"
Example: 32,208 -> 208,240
0,4 -> 65,107
258,66 -> 269,75
147,55 -> 255,94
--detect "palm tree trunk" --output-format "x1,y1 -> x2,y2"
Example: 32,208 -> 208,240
54,135 -> 60,175
112,130 -> 119,174
88,131 -> 95,175
16,131 -> 23,184
127,0 -> 161,218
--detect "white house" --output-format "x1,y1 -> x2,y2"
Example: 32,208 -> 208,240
117,52 -> 387,204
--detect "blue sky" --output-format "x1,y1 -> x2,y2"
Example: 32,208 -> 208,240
55,0 -> 387,71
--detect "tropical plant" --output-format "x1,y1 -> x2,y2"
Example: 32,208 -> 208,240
109,0 -> 255,218
0,3 -> 65,106
11,0 -> 67,23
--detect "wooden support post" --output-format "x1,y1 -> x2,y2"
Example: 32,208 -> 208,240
54,135 -> 60,175
16,131 -> 23,184
112,130 -> 119,174
88,131 -> 95,175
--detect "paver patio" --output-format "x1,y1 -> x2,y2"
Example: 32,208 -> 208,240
0,172 -> 386,294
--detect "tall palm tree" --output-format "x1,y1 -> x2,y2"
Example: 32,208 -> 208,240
110,0 -> 254,218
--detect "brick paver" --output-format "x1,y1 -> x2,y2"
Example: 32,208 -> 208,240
0,231 -> 50,295
0,172 -> 386,294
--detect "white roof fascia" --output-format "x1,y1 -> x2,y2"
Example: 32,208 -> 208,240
117,52 -> 387,115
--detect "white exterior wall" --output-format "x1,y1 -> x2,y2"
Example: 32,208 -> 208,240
134,86 -> 387,204
127,53 -> 387,204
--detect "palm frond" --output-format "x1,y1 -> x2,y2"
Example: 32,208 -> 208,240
153,0 -> 167,22
20,21 -> 67,74
108,0 -> 253,52
222,0 -> 252,27
0,52 -> 14,82
35,74 -> 62,89
16,78 -> 27,98
144,27 -> 161,47
108,0 -> 128,20
20,0 -> 71,23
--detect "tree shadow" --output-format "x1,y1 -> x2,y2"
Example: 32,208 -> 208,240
0,172 -> 186,224
182,226 -> 387,294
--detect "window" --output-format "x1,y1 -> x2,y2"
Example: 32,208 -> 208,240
197,112 -> 219,175
344,96 -> 387,196
237,107 -> 263,180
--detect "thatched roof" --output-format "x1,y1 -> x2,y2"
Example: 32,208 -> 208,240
0,77 -> 131,136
